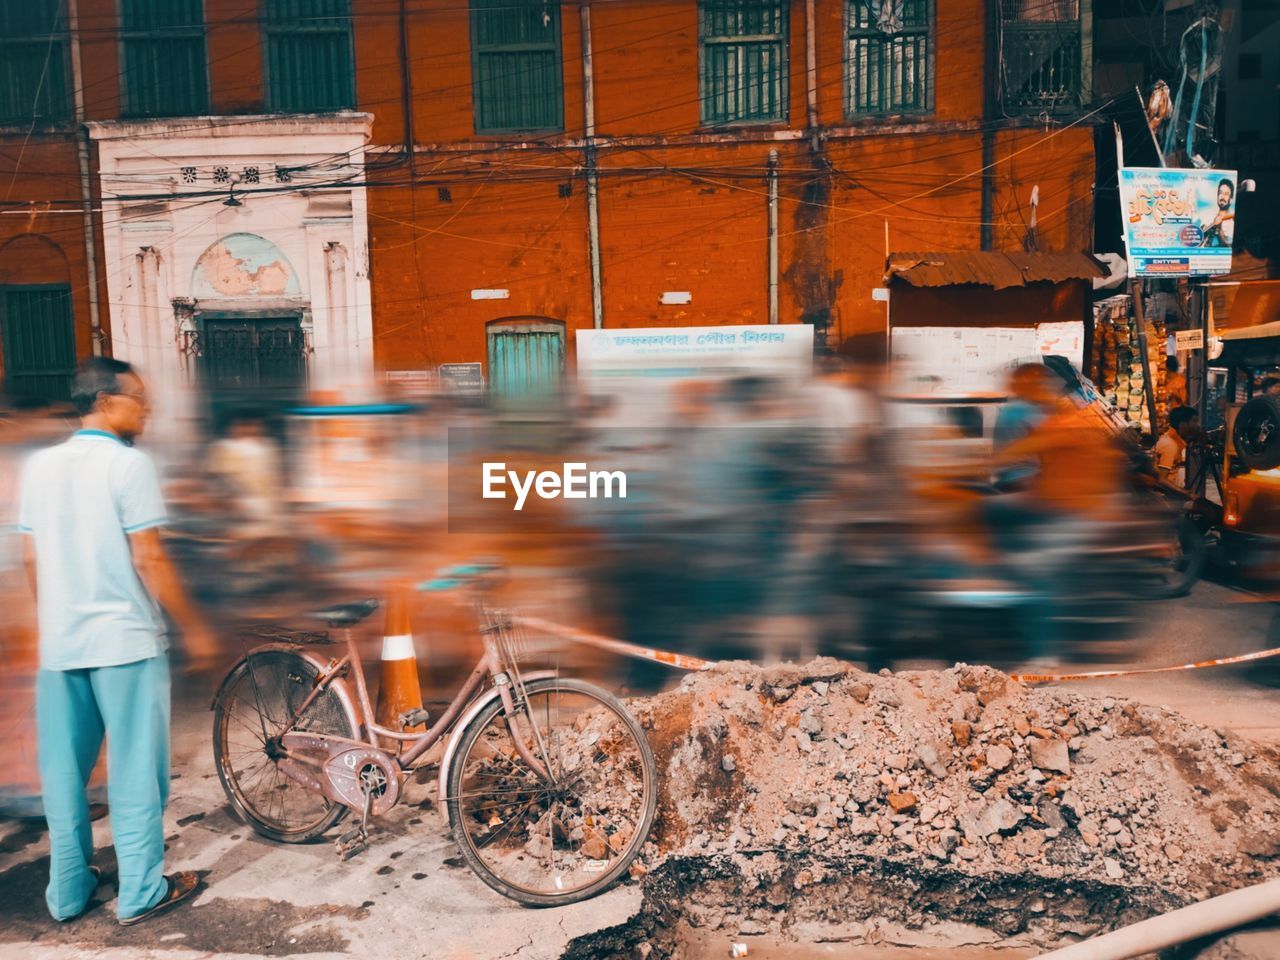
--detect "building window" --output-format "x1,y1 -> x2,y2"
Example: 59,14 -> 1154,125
1,285 -> 76,402
469,0 -> 563,134
999,0 -> 1083,115
263,0 -> 355,113
845,0 -> 931,117
120,0 -> 209,118
0,0 -> 71,124
699,1 -> 789,126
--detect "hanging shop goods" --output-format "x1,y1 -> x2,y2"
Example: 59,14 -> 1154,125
1090,295 -> 1169,434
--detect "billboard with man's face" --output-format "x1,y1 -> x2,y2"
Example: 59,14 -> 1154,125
1119,167 -> 1238,277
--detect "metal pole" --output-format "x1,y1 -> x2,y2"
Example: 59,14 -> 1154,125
767,150 -> 778,325
580,3 -> 603,330
804,0 -> 818,145
67,0 -> 103,356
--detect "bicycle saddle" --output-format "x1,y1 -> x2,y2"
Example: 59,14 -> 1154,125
309,599 -> 380,627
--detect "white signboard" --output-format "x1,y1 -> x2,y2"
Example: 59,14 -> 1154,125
891,322 -> 1084,397
1036,321 -> 1085,363
576,324 -> 814,379
1175,328 -> 1205,351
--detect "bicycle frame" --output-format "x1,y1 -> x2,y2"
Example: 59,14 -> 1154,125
271,605 -> 552,792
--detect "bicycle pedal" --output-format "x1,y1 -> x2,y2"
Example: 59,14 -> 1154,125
335,828 -> 369,861
337,838 -> 368,862
399,707 -> 430,728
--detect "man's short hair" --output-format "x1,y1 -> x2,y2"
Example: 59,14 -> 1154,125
70,357 -> 136,416
1169,406 -> 1199,430
1219,178 -> 1234,199
1166,356 -> 1180,373
1261,377 -> 1280,394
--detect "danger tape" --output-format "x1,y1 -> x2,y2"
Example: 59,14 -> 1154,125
1010,645 -> 1280,684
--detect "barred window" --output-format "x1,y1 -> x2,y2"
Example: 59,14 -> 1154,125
121,0 -> 209,118
264,0 -> 355,113
699,1 -> 789,126
0,0 -> 71,124
999,0 -> 1083,115
845,0 -> 931,117
469,0 -> 563,133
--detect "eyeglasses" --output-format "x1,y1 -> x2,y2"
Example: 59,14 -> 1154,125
102,389 -> 150,407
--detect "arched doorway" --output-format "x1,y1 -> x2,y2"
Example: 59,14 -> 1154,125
190,233 -> 307,425
486,317 -> 566,400
0,235 -> 76,403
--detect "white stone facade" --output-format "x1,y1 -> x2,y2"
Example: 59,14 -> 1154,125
87,113 -> 374,437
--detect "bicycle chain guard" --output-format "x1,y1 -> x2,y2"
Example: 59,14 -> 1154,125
279,733 -> 401,816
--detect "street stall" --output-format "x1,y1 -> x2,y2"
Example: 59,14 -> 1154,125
1089,293 -> 1170,435
883,250 -> 1104,462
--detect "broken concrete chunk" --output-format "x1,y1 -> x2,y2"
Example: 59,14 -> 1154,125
1029,737 -> 1071,774
986,745 -> 1014,772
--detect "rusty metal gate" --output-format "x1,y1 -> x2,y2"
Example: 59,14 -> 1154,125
199,315 -> 306,420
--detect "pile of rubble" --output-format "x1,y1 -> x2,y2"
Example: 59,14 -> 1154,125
630,660 -> 1280,900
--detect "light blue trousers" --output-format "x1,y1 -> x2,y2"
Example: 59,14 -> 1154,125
36,655 -> 170,921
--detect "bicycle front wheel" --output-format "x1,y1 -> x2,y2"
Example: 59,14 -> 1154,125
213,649 -> 355,843
446,677 -> 657,907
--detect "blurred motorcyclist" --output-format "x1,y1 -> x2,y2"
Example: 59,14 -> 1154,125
989,364 -> 1129,667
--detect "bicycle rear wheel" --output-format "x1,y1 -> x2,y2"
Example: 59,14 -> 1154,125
446,677 -> 657,907
213,649 -> 355,843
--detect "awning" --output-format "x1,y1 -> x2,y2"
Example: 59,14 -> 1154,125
1210,280 -> 1280,333
1212,320 -> 1280,368
1218,321 -> 1280,342
886,251 -> 1107,290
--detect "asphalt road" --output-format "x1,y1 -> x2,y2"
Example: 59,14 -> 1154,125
1,578 -> 1278,959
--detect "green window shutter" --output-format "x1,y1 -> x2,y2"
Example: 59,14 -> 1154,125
845,0 -> 932,117
264,0 -> 355,113
0,0 -> 71,124
121,0 -> 209,118
699,0 -> 789,126
469,0 -> 563,134
1,285 -> 76,402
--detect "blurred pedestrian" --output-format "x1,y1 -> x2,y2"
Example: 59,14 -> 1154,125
995,364 -> 1050,451
1166,357 -> 1187,408
17,358 -> 215,924
209,413 -> 284,539
1155,406 -> 1200,493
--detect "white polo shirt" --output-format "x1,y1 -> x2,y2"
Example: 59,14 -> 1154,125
17,429 -> 169,671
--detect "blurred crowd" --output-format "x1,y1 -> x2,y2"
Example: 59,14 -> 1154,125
0,352 -> 1190,716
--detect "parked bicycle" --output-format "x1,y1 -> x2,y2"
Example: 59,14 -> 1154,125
211,562 -> 658,906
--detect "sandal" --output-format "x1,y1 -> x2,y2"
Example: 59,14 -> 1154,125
118,871 -> 199,926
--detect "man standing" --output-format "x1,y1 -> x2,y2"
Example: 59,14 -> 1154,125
1155,406 -> 1200,493
18,358 -> 215,924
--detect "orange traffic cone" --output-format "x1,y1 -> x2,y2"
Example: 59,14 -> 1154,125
374,583 -> 426,738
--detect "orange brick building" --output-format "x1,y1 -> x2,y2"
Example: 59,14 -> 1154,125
0,0 -> 1097,412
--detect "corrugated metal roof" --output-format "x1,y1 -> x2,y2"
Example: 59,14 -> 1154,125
886,251 -> 1107,290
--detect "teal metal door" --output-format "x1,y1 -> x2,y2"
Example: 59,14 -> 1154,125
487,322 -> 565,400
1,285 -> 76,402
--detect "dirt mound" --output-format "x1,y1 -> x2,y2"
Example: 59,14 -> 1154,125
599,660 -> 1280,953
